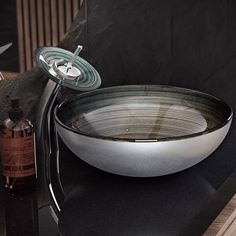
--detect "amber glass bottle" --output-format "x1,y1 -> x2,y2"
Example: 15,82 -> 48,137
1,98 -> 36,194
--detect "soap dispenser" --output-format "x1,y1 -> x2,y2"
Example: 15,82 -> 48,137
0,98 -> 36,194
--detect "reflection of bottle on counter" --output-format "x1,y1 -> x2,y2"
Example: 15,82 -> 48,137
4,192 -> 39,236
0,98 -> 36,194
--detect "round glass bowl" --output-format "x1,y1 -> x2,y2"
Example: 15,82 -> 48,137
55,85 -> 233,177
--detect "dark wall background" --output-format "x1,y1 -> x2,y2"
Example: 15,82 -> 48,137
0,0 -> 19,72
62,0 -> 236,105
1,0 -> 235,83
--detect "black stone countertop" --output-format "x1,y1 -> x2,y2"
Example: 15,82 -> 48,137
0,137 -> 235,236
58,138 -> 236,236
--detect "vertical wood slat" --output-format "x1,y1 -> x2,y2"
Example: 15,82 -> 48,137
50,0 -> 58,46
72,0 -> 79,19
65,0 -> 72,31
58,0 -> 65,41
17,0 -> 81,72
80,0 -> 84,7
43,0 -> 52,45
22,0 -> 32,70
16,0 -> 25,73
37,0 -> 44,47
29,0 -> 38,58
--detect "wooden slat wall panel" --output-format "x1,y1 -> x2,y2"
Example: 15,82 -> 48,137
50,0 -> 58,46
17,0 -> 81,72
72,0 -> 79,19
65,0 -> 72,32
29,0 -> 38,52
29,0 -> 37,68
43,0 -> 52,46
58,0 -> 66,41
16,0 -> 25,72
22,0 -> 32,70
36,0 -> 44,47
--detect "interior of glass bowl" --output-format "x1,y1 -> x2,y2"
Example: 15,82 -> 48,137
55,85 -> 232,141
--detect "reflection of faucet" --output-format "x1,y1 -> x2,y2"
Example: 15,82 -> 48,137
0,42 -> 12,80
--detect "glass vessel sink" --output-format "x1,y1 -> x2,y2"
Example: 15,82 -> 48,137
55,85 -> 233,177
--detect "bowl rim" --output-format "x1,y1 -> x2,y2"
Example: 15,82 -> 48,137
54,84 -> 233,143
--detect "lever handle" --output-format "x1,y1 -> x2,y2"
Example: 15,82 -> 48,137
66,45 -> 83,71
71,45 -> 83,64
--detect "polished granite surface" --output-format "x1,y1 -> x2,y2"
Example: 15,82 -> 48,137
0,135 -> 235,236
58,136 -> 236,236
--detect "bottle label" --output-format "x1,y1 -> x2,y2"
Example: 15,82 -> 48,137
1,128 -> 36,177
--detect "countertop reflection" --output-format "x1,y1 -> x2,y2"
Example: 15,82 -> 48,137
0,189 -> 59,236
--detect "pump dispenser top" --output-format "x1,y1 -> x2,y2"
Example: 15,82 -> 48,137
8,98 -> 23,120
